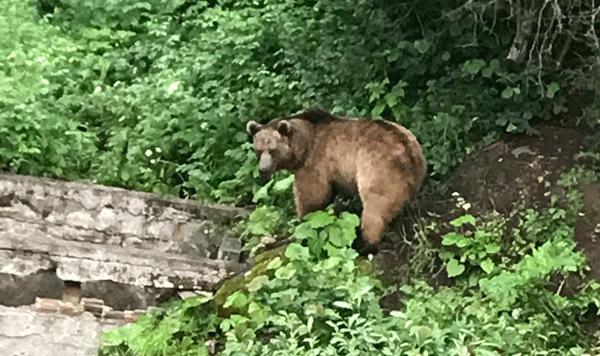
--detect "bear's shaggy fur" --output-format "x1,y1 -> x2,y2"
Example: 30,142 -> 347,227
247,109 -> 427,254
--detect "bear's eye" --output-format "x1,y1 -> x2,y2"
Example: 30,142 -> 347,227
268,149 -> 278,157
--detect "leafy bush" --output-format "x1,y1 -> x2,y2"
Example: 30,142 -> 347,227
99,192 -> 600,355
3,0 -> 600,201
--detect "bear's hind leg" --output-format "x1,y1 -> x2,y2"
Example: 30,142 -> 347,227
356,187 -> 409,255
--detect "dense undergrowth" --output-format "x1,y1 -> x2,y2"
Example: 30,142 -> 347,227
3,0 -> 599,204
99,170 -> 600,355
4,0 -> 600,354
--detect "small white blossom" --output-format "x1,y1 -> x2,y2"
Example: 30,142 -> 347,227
167,81 -> 179,95
145,149 -> 153,157
155,147 -> 162,153
94,86 -> 102,93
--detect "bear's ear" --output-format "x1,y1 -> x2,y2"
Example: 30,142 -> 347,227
247,121 -> 262,136
277,120 -> 292,137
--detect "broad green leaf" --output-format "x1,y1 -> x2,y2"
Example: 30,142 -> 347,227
501,87 -> 514,99
463,59 -> 486,75
272,174 -> 294,192
546,81 -> 560,98
248,302 -> 269,324
481,67 -> 493,78
305,211 -> 335,228
266,257 -> 283,270
450,214 -> 476,226
327,226 -> 344,247
274,265 -> 296,279
183,292 -> 213,307
224,291 -> 248,308
481,259 -> 495,274
341,212 -> 360,228
285,243 -> 310,261
247,275 -> 269,292
252,180 -> 273,203
446,258 -> 465,277
372,102 -> 386,117
414,39 -> 430,54
295,223 -> 318,241
442,232 -> 462,245
486,244 -> 501,254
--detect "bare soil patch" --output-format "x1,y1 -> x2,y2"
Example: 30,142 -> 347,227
377,124 -> 600,310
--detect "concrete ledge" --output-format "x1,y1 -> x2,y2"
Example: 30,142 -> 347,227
0,305 -> 116,356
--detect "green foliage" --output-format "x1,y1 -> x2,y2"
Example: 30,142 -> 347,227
236,205 -> 289,255
441,212 -> 504,276
99,292 -> 219,356
294,209 -> 360,260
99,191 -> 600,355
3,0 -> 600,201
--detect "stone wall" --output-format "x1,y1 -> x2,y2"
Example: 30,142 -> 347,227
0,172 -> 252,355
0,305 -> 117,356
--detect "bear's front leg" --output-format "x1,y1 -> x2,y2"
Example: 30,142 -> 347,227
293,171 -> 334,218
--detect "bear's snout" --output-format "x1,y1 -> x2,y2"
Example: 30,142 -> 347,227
259,169 -> 273,184
259,168 -> 273,182
258,152 -> 275,182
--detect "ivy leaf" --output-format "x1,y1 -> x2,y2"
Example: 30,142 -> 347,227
480,259 -> 495,274
414,39 -> 430,54
446,258 -> 465,277
463,59 -> 486,75
442,232 -> 462,246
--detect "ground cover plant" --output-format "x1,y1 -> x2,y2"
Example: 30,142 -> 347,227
98,177 -> 600,355
3,0 -> 600,354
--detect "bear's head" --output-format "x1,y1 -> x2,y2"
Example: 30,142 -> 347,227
246,119 -> 296,181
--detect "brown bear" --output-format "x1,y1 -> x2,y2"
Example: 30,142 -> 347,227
247,109 -> 427,254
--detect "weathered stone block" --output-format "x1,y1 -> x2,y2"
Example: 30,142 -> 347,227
65,211 -> 95,230
118,213 -> 145,236
95,207 -> 117,232
0,171 -> 252,316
